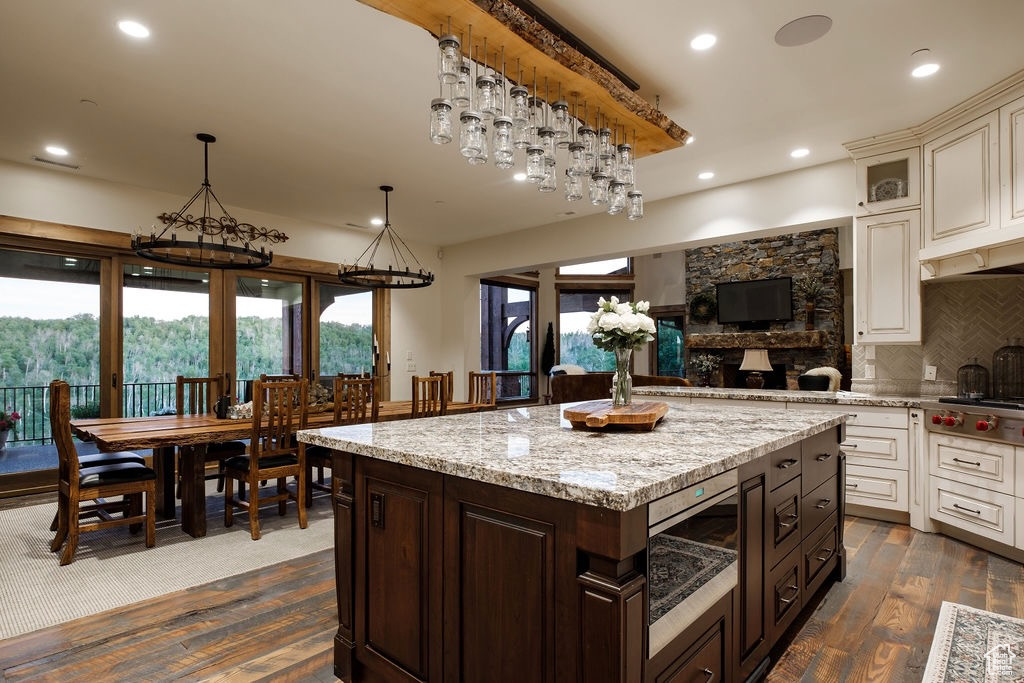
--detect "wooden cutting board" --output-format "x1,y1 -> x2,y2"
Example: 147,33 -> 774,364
563,400 -> 669,431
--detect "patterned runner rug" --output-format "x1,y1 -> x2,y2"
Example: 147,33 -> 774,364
924,601 -> 1024,681
0,483 -> 333,639
647,534 -> 737,623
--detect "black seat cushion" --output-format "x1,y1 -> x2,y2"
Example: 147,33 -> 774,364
207,440 -> 247,456
224,454 -> 299,473
78,451 -> 145,467
78,461 -> 157,486
305,445 -> 330,460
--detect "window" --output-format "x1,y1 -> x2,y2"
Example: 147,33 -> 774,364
122,262 -> 210,417
480,280 -> 535,401
557,257 -> 630,276
651,309 -> 686,377
558,287 -> 631,371
236,275 -> 303,383
318,283 -> 373,378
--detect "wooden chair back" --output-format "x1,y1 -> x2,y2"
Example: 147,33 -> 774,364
429,370 -> 454,403
50,380 -> 81,485
259,373 -> 302,382
468,371 -> 497,407
332,376 -> 379,424
337,372 -> 371,379
176,375 -> 224,415
411,375 -> 447,418
250,378 -> 308,462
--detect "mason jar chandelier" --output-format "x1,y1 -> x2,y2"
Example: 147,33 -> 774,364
427,23 -> 645,221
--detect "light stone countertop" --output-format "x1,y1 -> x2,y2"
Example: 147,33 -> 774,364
297,401 -> 845,512
632,385 -> 924,408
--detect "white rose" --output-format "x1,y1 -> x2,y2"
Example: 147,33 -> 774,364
608,296 -> 619,307
586,312 -> 602,334
618,312 -> 641,333
598,312 -> 622,331
614,302 -> 631,316
640,315 -> 656,334
636,300 -> 650,313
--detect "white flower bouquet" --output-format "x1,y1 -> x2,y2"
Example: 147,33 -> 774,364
587,296 -> 656,352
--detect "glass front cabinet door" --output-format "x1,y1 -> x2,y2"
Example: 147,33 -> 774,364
855,147 -> 922,216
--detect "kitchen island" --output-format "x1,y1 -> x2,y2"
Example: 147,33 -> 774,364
298,401 -> 847,682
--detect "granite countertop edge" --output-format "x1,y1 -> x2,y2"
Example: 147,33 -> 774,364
632,386 -> 925,408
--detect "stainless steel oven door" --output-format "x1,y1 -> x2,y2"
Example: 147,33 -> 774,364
647,469 -> 738,658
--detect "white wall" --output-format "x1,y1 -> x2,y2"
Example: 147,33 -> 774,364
0,159 -> 444,400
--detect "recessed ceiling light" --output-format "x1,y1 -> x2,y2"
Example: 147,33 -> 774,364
790,147 -> 810,158
774,15 -> 832,47
118,20 -> 150,38
690,34 -> 717,51
698,171 -> 715,180
45,145 -> 68,156
513,172 -> 527,182
911,49 -> 940,78
370,217 -> 384,226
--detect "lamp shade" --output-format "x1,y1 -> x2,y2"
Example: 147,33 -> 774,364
739,349 -> 773,372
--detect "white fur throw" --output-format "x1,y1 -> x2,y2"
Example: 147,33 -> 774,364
804,366 -> 842,392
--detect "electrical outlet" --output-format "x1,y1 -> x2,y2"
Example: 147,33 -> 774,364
864,345 -> 876,360
406,361 -> 416,372
864,364 -> 875,380
924,365 -> 937,381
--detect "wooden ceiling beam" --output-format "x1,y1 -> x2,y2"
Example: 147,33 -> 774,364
356,0 -> 689,158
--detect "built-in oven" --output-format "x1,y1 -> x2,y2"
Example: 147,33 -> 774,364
647,468 -> 738,658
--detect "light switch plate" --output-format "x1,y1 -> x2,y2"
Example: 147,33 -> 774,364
406,361 -> 416,372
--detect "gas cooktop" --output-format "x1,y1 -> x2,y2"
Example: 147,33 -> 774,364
935,396 -> 1024,411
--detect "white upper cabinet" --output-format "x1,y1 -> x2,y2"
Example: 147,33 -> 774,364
854,210 -> 921,343
1001,94 -> 1024,228
855,148 -> 921,216
922,111 -> 1000,255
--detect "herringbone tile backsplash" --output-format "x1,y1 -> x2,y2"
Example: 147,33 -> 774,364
852,277 -> 1024,395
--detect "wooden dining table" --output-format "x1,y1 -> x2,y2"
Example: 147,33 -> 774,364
70,400 -> 491,538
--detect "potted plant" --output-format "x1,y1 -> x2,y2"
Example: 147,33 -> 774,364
690,353 -> 721,387
793,275 -> 825,330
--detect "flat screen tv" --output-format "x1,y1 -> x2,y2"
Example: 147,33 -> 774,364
715,277 -> 793,328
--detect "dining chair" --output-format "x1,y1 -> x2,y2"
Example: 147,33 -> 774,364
411,375 -> 447,418
223,378 -> 309,540
337,371 -> 371,379
49,380 -> 156,565
259,373 -> 302,382
468,370 -> 497,408
429,370 -> 454,403
305,376 -> 379,505
176,375 -> 246,495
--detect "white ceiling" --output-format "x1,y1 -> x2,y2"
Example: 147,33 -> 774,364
3,1 -> 1024,247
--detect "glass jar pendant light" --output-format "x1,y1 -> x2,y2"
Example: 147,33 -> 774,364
616,142 -> 634,185
469,125 -> 489,165
492,116 -> 514,169
437,32 -> 461,85
539,158 -> 557,192
510,84 -> 530,148
627,190 -> 644,220
526,145 -> 546,182
429,97 -> 453,144
567,141 -> 587,176
459,110 -> 483,157
453,62 -> 471,107
590,171 -> 610,205
538,126 -> 556,162
564,170 -> 583,201
551,99 -> 571,142
607,180 -> 627,214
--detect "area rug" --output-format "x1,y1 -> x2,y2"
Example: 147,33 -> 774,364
647,535 -> 737,623
0,483 -> 334,640
923,601 -> 1024,682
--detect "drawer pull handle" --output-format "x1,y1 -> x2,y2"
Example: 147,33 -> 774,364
847,413 -> 858,419
842,443 -> 858,449
953,503 -> 982,515
952,457 -> 982,467
778,458 -> 798,469
816,452 -> 835,461
702,669 -> 714,681
779,584 -> 800,604
815,498 -> 832,509
815,547 -> 835,562
778,513 -> 799,528
846,483 -> 859,489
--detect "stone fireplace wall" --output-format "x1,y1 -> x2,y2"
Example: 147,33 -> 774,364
684,228 -> 844,389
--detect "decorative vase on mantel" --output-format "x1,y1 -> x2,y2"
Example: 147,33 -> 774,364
804,303 -> 815,330
611,347 -> 633,407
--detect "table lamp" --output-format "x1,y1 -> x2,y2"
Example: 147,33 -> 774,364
740,349 -> 773,389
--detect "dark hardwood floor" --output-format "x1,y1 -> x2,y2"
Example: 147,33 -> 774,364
1,514 -> 1021,681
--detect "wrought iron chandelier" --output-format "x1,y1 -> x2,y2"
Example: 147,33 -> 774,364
338,186 -> 434,289
132,133 -> 288,269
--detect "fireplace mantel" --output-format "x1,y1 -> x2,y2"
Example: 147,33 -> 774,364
686,330 -> 826,350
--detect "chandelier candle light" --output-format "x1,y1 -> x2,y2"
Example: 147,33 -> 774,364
132,133 -> 288,269
588,296 -> 655,407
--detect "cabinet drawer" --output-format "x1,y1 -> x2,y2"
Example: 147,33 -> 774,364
845,465 -> 909,512
802,513 -> 839,601
930,433 -> 1014,493
930,475 -> 1014,545
843,426 -> 909,469
657,620 -> 726,683
768,443 -> 801,491
768,546 -> 802,643
803,476 -> 838,536
802,429 -> 840,495
769,476 -> 801,568
844,406 -> 909,430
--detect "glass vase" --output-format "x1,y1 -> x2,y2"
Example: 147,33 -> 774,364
612,347 -> 633,407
